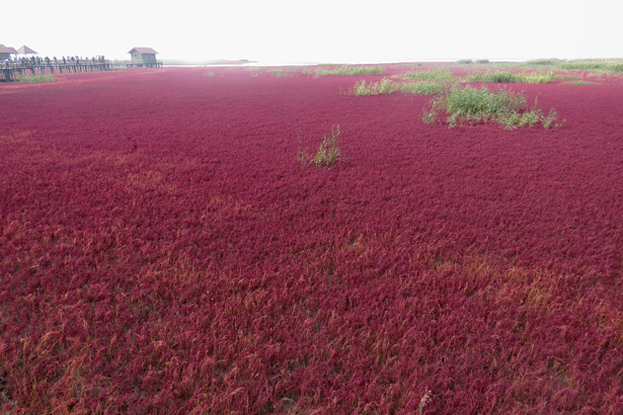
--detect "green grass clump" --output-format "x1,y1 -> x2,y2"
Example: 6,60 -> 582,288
315,66 -> 385,76
465,71 -> 522,83
475,59 -> 490,64
298,125 -> 344,168
464,70 -> 554,84
423,85 -> 564,129
522,70 -> 555,83
203,72 -> 215,77
444,86 -> 525,120
456,59 -> 473,64
402,69 -> 454,81
19,74 -> 54,83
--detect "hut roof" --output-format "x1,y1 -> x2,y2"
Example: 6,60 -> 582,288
17,45 -> 37,54
128,47 -> 158,55
0,44 -> 18,54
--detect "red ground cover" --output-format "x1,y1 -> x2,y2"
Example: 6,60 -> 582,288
1,66 -> 623,414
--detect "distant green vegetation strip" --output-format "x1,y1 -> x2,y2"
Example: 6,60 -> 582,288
400,68 -> 554,84
352,68 -> 555,97
308,66 -> 385,76
524,58 -> 623,72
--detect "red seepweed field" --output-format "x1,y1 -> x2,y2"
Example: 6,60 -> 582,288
1,65 -> 623,414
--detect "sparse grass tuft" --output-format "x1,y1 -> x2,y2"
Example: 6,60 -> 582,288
542,108 -> 565,129
422,107 -> 438,124
418,389 -> 432,415
353,78 -> 397,95
19,74 -> 54,83
203,72 -> 215,77
298,125 -> 344,167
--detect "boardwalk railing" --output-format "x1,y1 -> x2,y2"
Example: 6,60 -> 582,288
1,59 -> 164,81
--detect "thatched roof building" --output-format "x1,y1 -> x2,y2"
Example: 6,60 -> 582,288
17,45 -> 37,55
0,44 -> 18,61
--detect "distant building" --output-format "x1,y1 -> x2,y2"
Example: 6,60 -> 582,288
0,44 -> 18,61
128,47 -> 158,67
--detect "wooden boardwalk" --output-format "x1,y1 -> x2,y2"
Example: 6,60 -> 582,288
1,59 -> 163,81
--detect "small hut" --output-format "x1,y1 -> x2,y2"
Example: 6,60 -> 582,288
0,44 -> 18,61
128,47 -> 158,67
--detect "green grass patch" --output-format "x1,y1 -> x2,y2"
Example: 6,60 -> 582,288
457,59 -> 474,64
465,71 -> 522,83
352,78 -> 447,96
402,69 -> 453,81
19,74 -> 54,83
423,85 -> 565,129
464,70 -> 554,84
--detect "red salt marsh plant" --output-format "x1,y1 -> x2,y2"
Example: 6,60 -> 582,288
1,66 -> 623,414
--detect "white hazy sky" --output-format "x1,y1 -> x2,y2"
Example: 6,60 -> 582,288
2,0 -> 622,63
